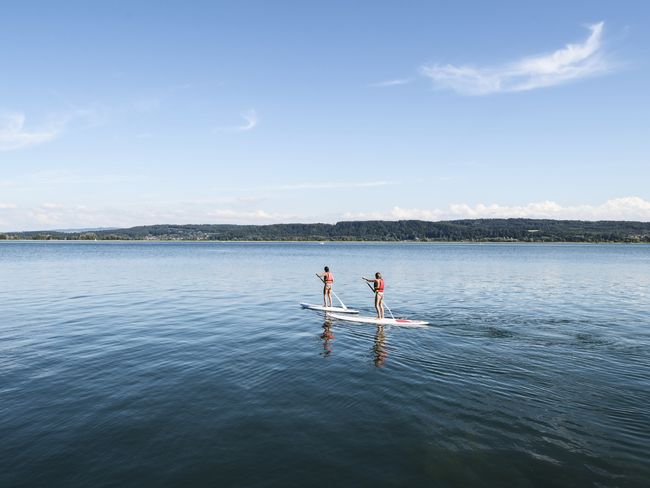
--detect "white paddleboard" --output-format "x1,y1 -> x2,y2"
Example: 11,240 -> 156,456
301,303 -> 360,314
327,312 -> 428,327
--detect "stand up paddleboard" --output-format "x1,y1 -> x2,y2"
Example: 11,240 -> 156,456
327,312 -> 428,327
301,303 -> 359,314
302,273 -> 359,314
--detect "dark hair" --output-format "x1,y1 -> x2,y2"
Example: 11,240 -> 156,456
375,272 -> 381,278
324,266 -> 329,272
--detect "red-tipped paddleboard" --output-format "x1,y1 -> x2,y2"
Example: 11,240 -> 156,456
327,312 -> 428,327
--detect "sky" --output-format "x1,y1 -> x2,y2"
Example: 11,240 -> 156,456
1,0 -> 649,231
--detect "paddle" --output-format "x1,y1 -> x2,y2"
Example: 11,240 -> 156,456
316,274 -> 348,309
364,280 -> 395,320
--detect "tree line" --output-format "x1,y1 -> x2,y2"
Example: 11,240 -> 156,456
2,219 -> 650,242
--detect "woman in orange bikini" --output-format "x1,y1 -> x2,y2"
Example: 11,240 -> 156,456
363,272 -> 384,319
317,266 -> 334,307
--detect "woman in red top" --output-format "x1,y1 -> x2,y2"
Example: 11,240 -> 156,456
318,266 -> 334,307
363,272 -> 385,319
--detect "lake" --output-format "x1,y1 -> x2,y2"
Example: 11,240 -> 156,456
1,242 -> 649,487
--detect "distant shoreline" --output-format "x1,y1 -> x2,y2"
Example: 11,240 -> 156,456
2,239 -> 648,245
2,219 -> 649,243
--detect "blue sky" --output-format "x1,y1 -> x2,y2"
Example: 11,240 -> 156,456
1,0 -> 649,231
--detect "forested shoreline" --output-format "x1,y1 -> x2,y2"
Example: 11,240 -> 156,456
2,219 -> 650,242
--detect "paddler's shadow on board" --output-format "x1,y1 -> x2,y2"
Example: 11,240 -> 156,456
373,325 -> 387,367
320,319 -> 334,357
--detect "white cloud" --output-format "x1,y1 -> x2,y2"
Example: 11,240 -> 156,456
343,208 -> 444,221
3,196 -> 649,232
215,110 -> 259,133
421,22 -> 609,95
343,197 -> 650,222
369,78 -> 413,88
207,209 -> 283,222
0,113 -> 60,151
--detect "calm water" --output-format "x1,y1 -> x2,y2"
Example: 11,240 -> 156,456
1,242 -> 649,487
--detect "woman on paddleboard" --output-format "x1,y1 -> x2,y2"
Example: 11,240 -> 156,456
363,272 -> 385,319
317,266 -> 334,307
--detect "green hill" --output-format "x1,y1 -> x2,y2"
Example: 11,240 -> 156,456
4,219 -> 650,242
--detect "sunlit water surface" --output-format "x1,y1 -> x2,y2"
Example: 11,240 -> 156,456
1,242 -> 649,487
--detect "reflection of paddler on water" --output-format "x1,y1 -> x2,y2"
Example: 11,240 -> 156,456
362,272 -> 385,319
320,319 -> 334,357
316,266 -> 334,307
373,325 -> 387,367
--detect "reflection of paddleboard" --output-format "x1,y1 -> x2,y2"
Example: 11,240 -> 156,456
327,312 -> 428,327
301,303 -> 360,314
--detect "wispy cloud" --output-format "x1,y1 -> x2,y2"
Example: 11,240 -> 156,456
343,196 -> 650,221
0,179 -> 17,188
278,181 -> 395,191
0,98 -> 162,152
208,181 -> 397,194
129,98 -> 161,113
67,99 -> 161,127
0,202 -> 293,231
0,113 -> 60,151
0,171 -> 147,212
237,110 -> 259,131
421,22 -> 609,95
215,110 -> 259,133
369,78 -> 413,88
